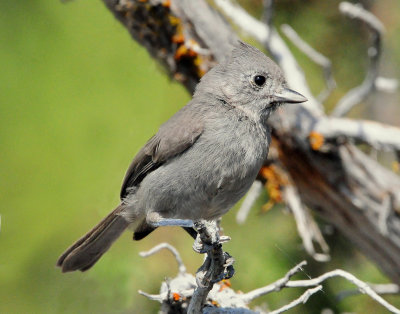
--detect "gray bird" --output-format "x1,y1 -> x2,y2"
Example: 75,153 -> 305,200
57,41 -> 307,272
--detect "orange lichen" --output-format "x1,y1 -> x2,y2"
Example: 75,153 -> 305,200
163,0 -> 171,7
174,44 -> 198,60
309,131 -> 324,150
172,292 -> 181,301
259,165 -> 289,212
172,33 -> 185,44
168,15 -> 181,26
174,45 -> 188,59
218,279 -> 232,291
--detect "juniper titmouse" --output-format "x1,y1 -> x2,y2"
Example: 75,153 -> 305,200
57,42 -> 307,272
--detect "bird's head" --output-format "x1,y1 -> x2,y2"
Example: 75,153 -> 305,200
195,41 -> 307,117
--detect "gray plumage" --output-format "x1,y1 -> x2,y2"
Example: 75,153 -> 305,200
57,42 -> 306,272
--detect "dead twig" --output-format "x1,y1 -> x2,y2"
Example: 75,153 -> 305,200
332,2 -> 385,117
281,24 -> 336,103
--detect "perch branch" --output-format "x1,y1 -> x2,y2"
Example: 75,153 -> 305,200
188,220 -> 234,314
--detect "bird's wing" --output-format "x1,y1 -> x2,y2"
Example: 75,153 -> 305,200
120,105 -> 204,199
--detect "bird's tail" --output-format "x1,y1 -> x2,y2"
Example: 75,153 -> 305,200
56,204 -> 129,272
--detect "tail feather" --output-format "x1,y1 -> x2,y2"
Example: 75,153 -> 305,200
57,204 -> 129,272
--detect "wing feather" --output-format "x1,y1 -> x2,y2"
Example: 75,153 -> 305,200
120,104 -> 203,199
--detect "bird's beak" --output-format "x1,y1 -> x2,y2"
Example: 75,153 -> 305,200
274,88 -> 307,104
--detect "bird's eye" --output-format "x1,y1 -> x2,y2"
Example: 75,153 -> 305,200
253,75 -> 266,87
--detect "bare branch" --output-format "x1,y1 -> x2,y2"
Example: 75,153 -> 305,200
313,117 -> 400,151
242,261 -> 307,302
138,287 -> 194,303
337,283 -> 400,302
283,186 -> 330,262
370,283 -> 400,295
139,242 -> 187,274
138,290 -> 165,303
236,180 -> 263,224
280,24 -> 336,102
269,285 -> 323,314
286,269 -> 400,314
332,2 -> 385,117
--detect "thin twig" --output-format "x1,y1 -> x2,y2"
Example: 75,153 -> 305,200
269,285 -> 323,314
242,261 -> 307,302
332,2 -> 385,117
286,269 -> 400,314
139,242 -> 187,274
138,288 -> 194,303
370,283 -> 400,295
337,283 -> 400,302
236,180 -> 263,224
281,24 -> 336,103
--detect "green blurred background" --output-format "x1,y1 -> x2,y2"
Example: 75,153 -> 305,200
1,0 -> 399,313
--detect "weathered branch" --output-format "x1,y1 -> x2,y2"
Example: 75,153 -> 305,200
140,251 -> 400,313
337,282 -> 400,301
242,261 -> 307,302
285,268 -> 400,314
269,285 -> 323,314
313,117 -> 400,152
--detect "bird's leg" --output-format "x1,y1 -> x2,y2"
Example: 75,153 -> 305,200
183,226 -> 198,239
146,212 -> 194,228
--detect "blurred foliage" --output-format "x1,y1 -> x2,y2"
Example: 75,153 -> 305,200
0,0 -> 399,313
